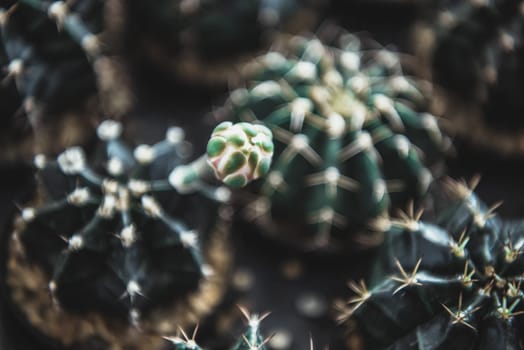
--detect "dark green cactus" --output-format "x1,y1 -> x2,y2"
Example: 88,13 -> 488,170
0,0 -> 102,115
9,120 -> 273,347
339,177 -> 524,349
165,308 -> 270,350
0,0 -> 129,125
418,0 -> 524,152
222,29 -> 450,251
124,0 -> 319,84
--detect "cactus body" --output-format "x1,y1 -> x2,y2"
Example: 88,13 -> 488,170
0,0 -> 131,153
416,0 -> 524,154
0,48 -> 32,161
0,0 -> 103,115
7,120 -> 250,349
340,178 -> 524,349
223,30 -> 449,251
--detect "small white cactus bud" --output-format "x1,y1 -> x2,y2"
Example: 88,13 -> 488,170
262,52 -> 287,69
340,51 -> 360,71
166,127 -> 185,144
290,61 -> 317,81
120,225 -> 137,247
7,59 -> 23,76
47,1 -> 67,22
141,195 -> 162,217
98,194 -> 117,218
126,280 -> 142,297
68,234 -> 84,251
128,179 -> 150,196
97,120 -> 123,141
214,186 -> 231,203
326,113 -> 346,138
34,154 -> 47,169
180,230 -> 198,248
134,144 -> 155,164
251,81 -> 282,99
67,188 -> 90,206
207,122 -> 274,188
57,147 -> 86,174
107,157 -> 124,176
21,208 -> 36,222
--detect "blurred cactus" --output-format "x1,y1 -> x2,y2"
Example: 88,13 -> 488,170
165,308 -> 270,350
0,0 -> 131,152
339,178 -> 524,349
415,0 -> 524,155
221,29 -> 450,252
124,0 -> 320,86
7,120 -> 271,348
0,47 -> 32,161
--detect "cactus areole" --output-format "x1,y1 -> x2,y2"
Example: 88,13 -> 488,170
5,120 -> 273,349
340,178 -> 524,349
223,30 -> 449,252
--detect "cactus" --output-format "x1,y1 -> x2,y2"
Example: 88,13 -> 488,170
338,177 -> 524,349
0,47 -> 32,161
221,29 -> 450,251
7,120 -> 273,349
415,0 -> 524,154
124,0 -> 319,85
0,0 -> 130,151
165,308 -> 271,350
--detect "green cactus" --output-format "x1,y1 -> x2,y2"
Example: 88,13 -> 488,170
165,308 -> 270,350
416,0 -> 524,154
124,0 -> 319,85
221,29 -> 450,251
8,120 -> 272,348
339,177 -> 524,349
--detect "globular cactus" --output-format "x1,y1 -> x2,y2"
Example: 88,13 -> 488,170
415,0 -> 524,154
221,29 -> 450,251
124,0 -> 320,86
339,177 -> 524,349
0,0 -> 130,151
165,308 -> 271,350
7,120 -> 273,349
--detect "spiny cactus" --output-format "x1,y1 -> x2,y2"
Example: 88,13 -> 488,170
415,0 -> 524,154
0,0 -> 130,134
165,308 -> 271,350
0,48 -> 32,161
7,120 -> 273,349
339,177 -> 524,349
124,0 -> 319,85
221,29 -> 450,251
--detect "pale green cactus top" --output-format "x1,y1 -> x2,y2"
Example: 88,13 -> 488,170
207,121 -> 274,188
